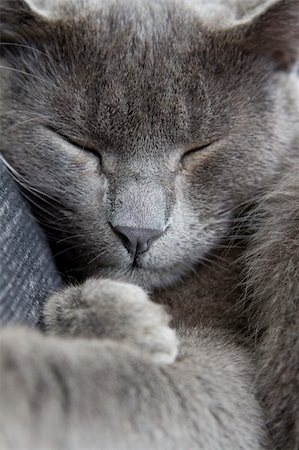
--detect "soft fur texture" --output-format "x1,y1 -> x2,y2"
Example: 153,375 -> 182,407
0,0 -> 298,449
244,152 -> 299,449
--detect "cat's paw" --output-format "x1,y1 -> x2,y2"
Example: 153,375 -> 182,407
44,279 -> 178,364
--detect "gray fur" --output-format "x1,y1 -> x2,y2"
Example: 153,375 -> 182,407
244,151 -> 299,450
0,0 -> 298,448
45,278 -> 178,364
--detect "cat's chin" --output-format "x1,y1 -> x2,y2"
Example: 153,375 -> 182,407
55,249 -> 189,291
88,263 -> 186,292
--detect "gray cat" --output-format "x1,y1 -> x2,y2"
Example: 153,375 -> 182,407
0,0 -> 298,449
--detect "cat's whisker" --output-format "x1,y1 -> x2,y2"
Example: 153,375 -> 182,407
37,222 -> 68,236
4,170 -> 66,222
5,173 -> 62,217
0,42 -> 57,64
1,154 -> 65,207
218,196 -> 262,217
53,242 -> 91,259
86,251 -> 109,267
56,234 -> 87,245
3,116 -> 46,132
200,254 -> 228,272
0,65 -> 56,88
14,189 -> 62,221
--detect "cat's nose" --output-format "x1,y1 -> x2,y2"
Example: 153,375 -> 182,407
113,225 -> 163,255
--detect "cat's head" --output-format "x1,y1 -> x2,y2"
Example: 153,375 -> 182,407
1,0 -> 298,290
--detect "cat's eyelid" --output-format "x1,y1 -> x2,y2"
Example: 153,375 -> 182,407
44,125 -> 101,160
183,140 -> 217,158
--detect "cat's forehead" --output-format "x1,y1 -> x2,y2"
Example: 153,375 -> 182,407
49,0 -> 212,59
54,0 -> 204,65
44,0 -> 213,146
28,0 -> 262,150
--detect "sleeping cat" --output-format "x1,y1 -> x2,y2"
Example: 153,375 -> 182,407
0,0 -> 298,449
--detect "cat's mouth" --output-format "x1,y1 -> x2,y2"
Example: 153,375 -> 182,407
131,254 -> 143,270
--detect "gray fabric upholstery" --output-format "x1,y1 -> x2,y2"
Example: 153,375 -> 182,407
0,159 -> 62,326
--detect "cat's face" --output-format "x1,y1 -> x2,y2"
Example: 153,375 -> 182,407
1,0 -> 298,289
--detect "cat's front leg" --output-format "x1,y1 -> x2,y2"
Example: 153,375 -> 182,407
0,325 -> 266,450
44,278 -> 178,364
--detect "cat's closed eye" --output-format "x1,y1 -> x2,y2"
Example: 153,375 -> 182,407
180,141 -> 217,170
182,142 -> 213,158
46,126 -> 102,163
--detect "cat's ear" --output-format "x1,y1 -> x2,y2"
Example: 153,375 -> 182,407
0,0 -> 49,44
233,0 -> 299,71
